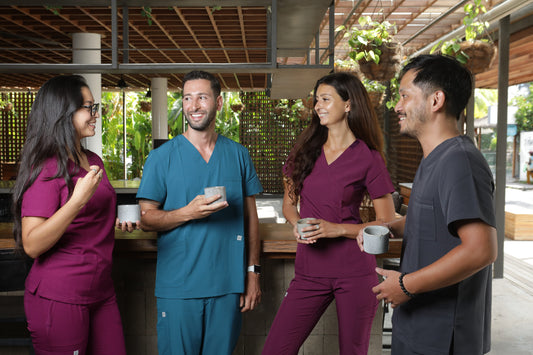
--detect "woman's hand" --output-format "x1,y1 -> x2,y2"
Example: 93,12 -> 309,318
70,165 -> 103,208
115,218 -> 141,232
297,219 -> 340,244
294,223 -> 315,244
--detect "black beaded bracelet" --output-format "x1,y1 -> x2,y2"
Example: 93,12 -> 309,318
399,272 -> 415,298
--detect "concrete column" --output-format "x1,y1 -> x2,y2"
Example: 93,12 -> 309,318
151,77 -> 168,140
72,33 -> 102,157
494,16 -> 511,279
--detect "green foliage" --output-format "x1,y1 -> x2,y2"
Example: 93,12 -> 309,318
480,132 -> 495,151
385,76 -> 400,110
216,92 -> 241,143
0,94 -> 17,118
463,0 -> 489,42
430,0 -> 490,64
101,90 -> 242,180
340,15 -> 397,65
167,91 -> 184,138
362,78 -> 386,94
141,7 -> 153,25
272,99 -> 309,125
474,88 -> 498,119
512,83 -> 533,132
101,92 -> 124,179
45,6 -> 62,15
489,135 -> 498,151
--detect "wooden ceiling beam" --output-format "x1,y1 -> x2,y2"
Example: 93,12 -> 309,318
173,7 -> 212,63
205,6 -> 232,64
0,11 -> 71,61
44,6 -> 115,64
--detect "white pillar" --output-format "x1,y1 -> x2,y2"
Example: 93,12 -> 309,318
151,77 -> 168,140
72,33 -> 102,157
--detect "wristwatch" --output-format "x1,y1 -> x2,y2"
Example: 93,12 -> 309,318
247,264 -> 261,274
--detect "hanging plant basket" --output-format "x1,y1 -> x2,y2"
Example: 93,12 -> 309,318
301,96 -> 314,110
139,101 -> 151,112
297,108 -> 312,121
358,42 -> 402,82
367,91 -> 385,108
273,106 -> 286,116
1,102 -> 13,112
459,40 -> 497,75
230,103 -> 244,112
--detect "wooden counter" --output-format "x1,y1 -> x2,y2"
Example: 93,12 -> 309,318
1,222 -> 402,259
0,180 -> 141,194
399,182 -> 413,206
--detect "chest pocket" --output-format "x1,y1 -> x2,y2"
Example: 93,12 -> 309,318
415,202 -> 436,241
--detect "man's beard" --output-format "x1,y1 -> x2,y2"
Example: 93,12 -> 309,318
185,110 -> 216,131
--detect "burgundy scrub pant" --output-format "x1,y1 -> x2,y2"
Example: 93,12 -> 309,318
24,291 -> 126,355
262,273 -> 379,355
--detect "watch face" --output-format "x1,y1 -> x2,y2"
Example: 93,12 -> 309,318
249,265 -> 261,274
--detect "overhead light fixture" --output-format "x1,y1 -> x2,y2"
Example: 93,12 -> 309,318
117,75 -> 128,89
145,88 -> 151,98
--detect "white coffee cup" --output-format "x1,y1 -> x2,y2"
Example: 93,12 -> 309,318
363,225 -> 390,254
117,204 -> 141,224
204,186 -> 226,205
297,217 -> 317,240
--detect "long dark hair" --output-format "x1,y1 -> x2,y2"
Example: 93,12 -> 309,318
12,75 -> 89,250
285,72 -> 385,203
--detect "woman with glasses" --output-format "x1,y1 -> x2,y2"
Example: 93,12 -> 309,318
12,75 -> 132,355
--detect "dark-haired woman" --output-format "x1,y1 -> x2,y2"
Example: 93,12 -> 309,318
263,72 -> 396,355
12,75 -> 130,355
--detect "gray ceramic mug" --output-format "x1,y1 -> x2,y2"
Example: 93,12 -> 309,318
363,225 -> 390,254
297,217 -> 317,240
204,186 -> 227,205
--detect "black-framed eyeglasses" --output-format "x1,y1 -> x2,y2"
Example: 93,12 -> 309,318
81,103 -> 99,116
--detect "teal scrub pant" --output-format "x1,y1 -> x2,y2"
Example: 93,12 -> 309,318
156,293 -> 242,355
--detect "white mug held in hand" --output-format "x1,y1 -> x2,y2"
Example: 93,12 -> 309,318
117,204 -> 141,224
204,186 -> 226,205
363,225 -> 390,254
297,218 -> 317,240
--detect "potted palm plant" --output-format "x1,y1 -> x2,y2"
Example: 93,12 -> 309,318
431,0 -> 496,74
340,15 -> 402,81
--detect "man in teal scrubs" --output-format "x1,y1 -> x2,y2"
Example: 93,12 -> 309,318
137,71 -> 263,355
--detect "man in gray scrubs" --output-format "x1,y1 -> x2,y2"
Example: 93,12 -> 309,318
365,55 -> 497,355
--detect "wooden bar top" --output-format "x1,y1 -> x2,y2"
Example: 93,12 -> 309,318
1,222 -> 402,259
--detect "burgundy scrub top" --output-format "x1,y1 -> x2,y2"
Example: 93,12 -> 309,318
21,152 -> 117,304
286,140 -> 394,278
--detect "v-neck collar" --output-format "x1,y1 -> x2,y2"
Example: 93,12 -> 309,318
180,134 -> 219,164
322,139 -> 359,166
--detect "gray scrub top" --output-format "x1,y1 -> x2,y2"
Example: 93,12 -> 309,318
394,136 -> 495,355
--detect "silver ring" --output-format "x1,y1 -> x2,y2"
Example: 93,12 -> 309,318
316,224 -> 319,230
91,168 -> 97,174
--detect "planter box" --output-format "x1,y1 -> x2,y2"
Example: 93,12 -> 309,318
505,211 -> 533,240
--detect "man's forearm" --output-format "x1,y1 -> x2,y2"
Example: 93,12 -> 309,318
140,206 -> 192,232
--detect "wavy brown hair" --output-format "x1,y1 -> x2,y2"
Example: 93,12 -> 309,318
285,72 -> 385,204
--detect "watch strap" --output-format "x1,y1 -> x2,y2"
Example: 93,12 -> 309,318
247,264 -> 261,274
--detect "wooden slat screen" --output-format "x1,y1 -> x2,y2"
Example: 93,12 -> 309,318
240,92 -> 311,194
1,92 -> 33,180
386,106 -> 422,187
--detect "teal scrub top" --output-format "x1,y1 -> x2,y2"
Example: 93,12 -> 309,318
137,135 -> 263,299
